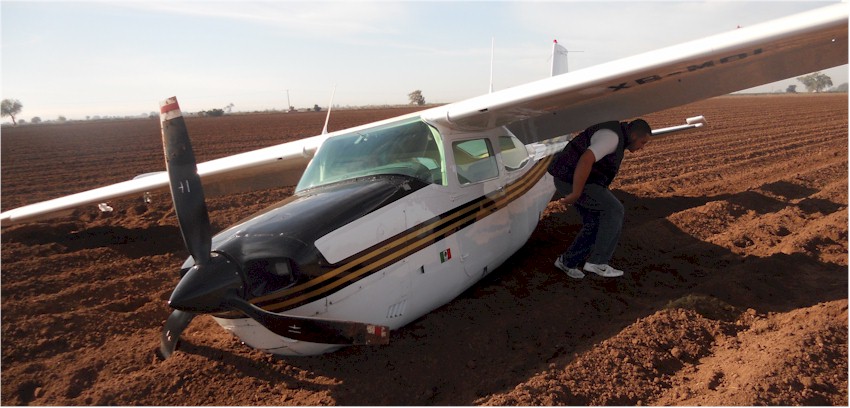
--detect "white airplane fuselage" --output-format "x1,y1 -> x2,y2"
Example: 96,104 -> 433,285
201,115 -> 560,355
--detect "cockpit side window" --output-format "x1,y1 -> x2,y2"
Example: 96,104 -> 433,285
453,138 -> 499,185
296,118 -> 446,191
499,135 -> 530,171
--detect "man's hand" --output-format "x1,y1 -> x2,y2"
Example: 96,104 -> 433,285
561,149 -> 596,206
561,191 -> 581,205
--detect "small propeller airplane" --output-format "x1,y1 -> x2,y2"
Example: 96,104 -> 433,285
1,5 -> 846,358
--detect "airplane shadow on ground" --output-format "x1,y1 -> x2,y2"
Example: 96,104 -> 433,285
2,222 -> 184,259
283,188 -> 847,405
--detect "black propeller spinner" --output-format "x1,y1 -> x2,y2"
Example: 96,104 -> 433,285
158,97 -> 389,359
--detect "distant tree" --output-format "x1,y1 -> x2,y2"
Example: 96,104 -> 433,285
225,103 -> 235,113
1,99 -> 23,125
288,105 -> 296,112
204,108 -> 225,117
785,84 -> 797,93
57,115 -> 67,122
31,116 -> 42,124
796,72 -> 833,93
313,104 -> 321,112
408,90 -> 425,106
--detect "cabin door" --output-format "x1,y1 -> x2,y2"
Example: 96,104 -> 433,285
448,136 -> 511,278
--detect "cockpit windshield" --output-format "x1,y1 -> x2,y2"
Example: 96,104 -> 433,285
296,117 -> 445,192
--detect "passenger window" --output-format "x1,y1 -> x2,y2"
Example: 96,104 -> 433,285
453,139 -> 499,185
499,135 -> 530,171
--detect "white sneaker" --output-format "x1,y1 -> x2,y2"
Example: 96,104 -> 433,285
554,257 -> 585,279
583,263 -> 624,277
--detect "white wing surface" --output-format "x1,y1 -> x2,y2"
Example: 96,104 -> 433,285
424,4 -> 847,141
0,134 -> 326,226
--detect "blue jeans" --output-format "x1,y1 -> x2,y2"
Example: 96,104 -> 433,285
554,178 -> 624,268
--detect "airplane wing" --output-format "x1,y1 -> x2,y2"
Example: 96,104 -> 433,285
1,5 -> 846,227
423,4 -> 847,142
0,133 -> 327,226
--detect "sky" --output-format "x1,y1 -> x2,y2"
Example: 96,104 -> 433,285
2,1 -> 847,121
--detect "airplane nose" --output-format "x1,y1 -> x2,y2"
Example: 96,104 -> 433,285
168,252 -> 245,313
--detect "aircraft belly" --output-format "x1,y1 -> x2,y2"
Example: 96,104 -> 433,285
323,188 -> 469,328
214,316 -> 343,356
325,235 -> 474,330
458,207 -> 510,277
325,257 -> 412,328
509,173 -> 556,243
406,235 -> 473,319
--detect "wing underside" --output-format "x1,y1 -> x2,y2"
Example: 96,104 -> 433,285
425,4 -> 847,142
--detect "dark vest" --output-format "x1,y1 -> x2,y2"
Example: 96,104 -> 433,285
548,121 -> 627,188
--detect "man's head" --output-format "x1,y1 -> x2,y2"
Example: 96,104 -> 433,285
625,119 -> 651,152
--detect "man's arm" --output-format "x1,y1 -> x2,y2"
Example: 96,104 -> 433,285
561,149 -> 596,205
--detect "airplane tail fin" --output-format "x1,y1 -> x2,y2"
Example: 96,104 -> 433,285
551,39 -> 568,76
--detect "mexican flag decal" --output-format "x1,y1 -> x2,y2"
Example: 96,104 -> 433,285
439,248 -> 452,263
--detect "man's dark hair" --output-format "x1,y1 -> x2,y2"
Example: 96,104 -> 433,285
627,119 -> 652,136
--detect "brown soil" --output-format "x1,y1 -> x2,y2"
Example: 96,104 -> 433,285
1,95 -> 847,405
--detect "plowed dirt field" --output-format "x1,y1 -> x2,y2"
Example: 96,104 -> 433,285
2,94 -> 847,405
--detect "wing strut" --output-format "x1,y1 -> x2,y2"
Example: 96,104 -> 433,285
652,116 -> 707,136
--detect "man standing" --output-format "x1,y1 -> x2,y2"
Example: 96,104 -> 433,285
549,119 -> 651,279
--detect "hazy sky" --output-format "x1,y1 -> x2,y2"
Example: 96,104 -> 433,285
2,1 -> 847,121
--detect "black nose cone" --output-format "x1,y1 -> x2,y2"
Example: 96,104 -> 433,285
168,253 -> 244,313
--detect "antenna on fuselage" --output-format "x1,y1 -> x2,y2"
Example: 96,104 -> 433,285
489,37 -> 495,93
322,85 -> 337,135
286,89 -> 292,112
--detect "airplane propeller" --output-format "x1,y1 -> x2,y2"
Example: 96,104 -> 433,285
157,97 -> 389,359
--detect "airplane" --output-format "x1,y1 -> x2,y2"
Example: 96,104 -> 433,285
1,4 -> 846,359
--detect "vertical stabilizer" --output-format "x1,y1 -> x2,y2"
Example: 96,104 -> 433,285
551,39 -> 568,76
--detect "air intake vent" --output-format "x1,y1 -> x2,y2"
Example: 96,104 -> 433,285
387,300 -> 407,319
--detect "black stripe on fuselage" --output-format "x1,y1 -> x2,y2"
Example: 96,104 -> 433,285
222,156 -> 553,317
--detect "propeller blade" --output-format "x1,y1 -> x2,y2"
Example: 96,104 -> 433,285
160,96 -> 212,265
160,310 -> 196,359
225,296 -> 390,346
